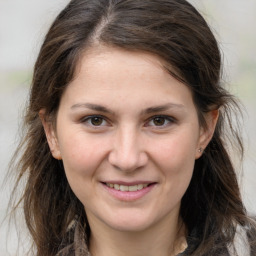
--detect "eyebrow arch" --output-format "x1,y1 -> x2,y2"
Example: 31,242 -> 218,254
142,103 -> 185,115
71,102 -> 185,115
71,103 -> 114,114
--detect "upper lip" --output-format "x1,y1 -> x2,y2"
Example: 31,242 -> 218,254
102,181 -> 156,186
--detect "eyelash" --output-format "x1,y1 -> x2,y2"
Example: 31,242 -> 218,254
146,115 -> 176,128
81,115 -> 109,128
80,115 -> 176,129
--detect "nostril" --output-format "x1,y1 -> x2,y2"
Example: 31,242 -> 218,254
108,137 -> 148,172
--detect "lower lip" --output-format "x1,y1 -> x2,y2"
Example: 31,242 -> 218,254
102,183 -> 156,201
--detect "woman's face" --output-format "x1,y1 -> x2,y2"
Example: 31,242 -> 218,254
44,46 -> 214,233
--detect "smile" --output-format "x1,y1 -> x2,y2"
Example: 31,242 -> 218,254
106,183 -> 149,192
102,182 -> 156,201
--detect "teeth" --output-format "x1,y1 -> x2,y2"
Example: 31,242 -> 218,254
106,183 -> 149,191
119,185 -> 128,191
129,185 -> 138,192
114,184 -> 119,190
138,184 -> 144,190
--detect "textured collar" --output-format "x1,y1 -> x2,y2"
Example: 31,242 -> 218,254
56,222 -> 188,256
56,222 -> 248,256
56,223 -> 91,256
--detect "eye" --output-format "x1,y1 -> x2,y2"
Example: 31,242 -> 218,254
151,117 -> 166,126
82,115 -> 109,127
90,116 -> 104,126
146,115 -> 175,128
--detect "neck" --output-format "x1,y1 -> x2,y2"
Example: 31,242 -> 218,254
88,212 -> 186,256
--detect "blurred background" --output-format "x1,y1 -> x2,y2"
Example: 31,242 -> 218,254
0,0 -> 255,254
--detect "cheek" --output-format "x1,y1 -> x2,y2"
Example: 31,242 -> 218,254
155,142 -> 195,206
152,131 -> 198,169
58,133 -> 109,204
58,131 -> 108,178
150,130 -> 198,190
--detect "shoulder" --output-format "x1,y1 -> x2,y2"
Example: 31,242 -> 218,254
181,224 -> 253,256
55,221 -> 91,256
228,225 -> 251,256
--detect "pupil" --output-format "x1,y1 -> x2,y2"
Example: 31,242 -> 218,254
153,117 -> 165,126
91,117 -> 103,126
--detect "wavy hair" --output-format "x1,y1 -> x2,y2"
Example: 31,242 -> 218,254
9,0 -> 256,255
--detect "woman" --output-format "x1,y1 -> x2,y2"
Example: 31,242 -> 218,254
9,0 -> 256,255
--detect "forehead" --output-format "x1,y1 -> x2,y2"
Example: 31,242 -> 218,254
60,46 -> 195,113
75,46 -> 167,81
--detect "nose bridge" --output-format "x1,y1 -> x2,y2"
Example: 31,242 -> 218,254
108,125 -> 147,171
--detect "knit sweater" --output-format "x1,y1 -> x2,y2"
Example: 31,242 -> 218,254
55,223 -> 250,256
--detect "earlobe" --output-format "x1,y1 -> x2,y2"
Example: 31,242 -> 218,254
39,109 -> 62,160
196,109 -> 219,159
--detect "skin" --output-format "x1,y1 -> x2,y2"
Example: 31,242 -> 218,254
41,46 -> 218,256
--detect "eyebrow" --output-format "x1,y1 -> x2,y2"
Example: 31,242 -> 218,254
70,102 -> 185,115
71,103 -> 114,114
142,103 -> 185,115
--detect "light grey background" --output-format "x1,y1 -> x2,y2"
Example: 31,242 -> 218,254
1,0 -> 256,255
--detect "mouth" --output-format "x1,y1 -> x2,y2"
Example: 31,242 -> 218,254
105,183 -> 150,192
101,181 -> 157,201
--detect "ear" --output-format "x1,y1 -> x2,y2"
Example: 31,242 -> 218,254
195,109 -> 219,159
39,109 -> 62,160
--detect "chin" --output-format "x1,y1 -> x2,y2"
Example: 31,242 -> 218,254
98,209 -> 163,233
106,218 -> 154,233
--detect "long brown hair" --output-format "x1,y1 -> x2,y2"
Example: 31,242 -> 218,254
9,0 -> 256,255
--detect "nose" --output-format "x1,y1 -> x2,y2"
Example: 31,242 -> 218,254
108,127 -> 148,172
